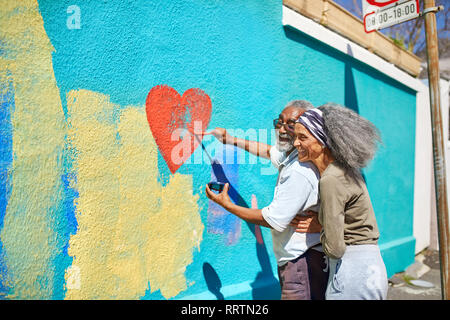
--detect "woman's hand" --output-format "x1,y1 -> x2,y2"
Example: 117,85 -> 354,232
205,183 -> 233,209
202,128 -> 231,144
289,211 -> 322,233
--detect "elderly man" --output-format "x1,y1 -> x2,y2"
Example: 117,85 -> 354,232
204,100 -> 328,300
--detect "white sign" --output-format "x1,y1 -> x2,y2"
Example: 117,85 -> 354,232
363,0 -> 419,33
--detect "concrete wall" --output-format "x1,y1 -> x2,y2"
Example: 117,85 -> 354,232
0,0 -> 422,299
414,83 -> 433,254
428,79 -> 450,251
415,78 -> 450,253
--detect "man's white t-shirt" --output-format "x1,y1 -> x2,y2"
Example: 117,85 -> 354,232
261,145 -> 321,266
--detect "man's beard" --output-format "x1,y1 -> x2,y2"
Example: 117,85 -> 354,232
275,130 -> 294,153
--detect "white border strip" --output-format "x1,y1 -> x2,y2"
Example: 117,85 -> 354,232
282,5 -> 426,92
413,86 -> 432,253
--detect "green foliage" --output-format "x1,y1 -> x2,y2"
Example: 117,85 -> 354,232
389,32 -> 407,51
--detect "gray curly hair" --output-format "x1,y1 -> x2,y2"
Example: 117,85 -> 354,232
318,103 -> 381,181
285,99 -> 314,111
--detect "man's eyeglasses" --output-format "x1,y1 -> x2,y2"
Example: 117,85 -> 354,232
273,118 -> 296,132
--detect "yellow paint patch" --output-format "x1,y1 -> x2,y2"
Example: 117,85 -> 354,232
0,0 -> 66,299
65,90 -> 203,299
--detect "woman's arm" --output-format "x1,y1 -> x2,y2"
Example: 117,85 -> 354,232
203,128 -> 271,159
318,175 -> 347,259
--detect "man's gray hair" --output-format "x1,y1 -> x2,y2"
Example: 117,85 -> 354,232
318,103 -> 381,181
285,100 -> 314,111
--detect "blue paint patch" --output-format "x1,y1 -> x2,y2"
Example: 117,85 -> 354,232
61,171 -> 79,238
52,142 -> 80,300
207,144 -> 242,245
0,40 -> 5,58
157,152 -> 172,188
141,282 -> 166,300
0,76 -> 14,298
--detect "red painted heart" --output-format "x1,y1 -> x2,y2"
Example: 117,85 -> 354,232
145,85 -> 212,173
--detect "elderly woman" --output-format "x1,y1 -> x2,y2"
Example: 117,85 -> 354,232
293,103 -> 388,300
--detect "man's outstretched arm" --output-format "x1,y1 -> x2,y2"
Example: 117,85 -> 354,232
205,182 -> 321,233
203,128 -> 271,159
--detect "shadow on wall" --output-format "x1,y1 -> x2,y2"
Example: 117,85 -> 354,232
202,263 -> 224,300
345,44 -> 360,114
202,160 -> 280,300
344,44 -> 367,183
283,26 -> 360,113
283,25 -> 416,97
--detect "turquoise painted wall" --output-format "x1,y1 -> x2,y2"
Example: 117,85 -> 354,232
0,0 -> 416,299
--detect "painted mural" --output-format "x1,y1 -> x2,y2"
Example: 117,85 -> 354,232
0,0 -> 205,299
0,0 -> 418,299
146,85 -> 212,174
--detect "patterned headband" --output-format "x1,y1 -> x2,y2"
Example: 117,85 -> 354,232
296,109 -> 329,148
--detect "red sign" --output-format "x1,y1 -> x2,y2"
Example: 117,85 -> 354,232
366,0 -> 401,7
